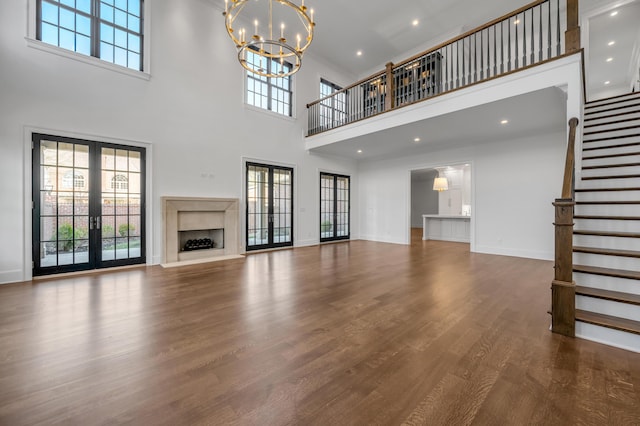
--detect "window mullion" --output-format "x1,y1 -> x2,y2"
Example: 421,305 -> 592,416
267,59 -> 273,112
92,0 -> 99,58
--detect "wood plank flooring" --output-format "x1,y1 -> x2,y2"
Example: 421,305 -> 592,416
1,231 -> 639,425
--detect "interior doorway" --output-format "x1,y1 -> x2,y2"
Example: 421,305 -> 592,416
410,163 -> 472,244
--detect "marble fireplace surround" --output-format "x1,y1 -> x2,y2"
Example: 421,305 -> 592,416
162,196 -> 241,266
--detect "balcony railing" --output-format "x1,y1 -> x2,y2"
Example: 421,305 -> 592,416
307,0 -> 580,136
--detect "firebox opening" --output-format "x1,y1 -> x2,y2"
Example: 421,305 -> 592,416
178,229 -> 224,252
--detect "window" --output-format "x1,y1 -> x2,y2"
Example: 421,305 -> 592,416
320,172 -> 350,242
32,134 -> 146,276
37,0 -> 144,71
246,162 -> 293,250
111,174 -> 128,190
246,50 -> 293,116
319,79 -> 347,130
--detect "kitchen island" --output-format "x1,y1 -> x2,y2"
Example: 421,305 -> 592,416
422,214 -> 471,243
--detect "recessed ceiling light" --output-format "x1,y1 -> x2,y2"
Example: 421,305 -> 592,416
356,50 -> 363,56
414,137 -> 421,142
606,57 -> 613,62
610,10 -> 618,17
500,119 -> 509,125
412,19 -> 419,26
604,81 -> 610,85
608,40 -> 615,46
357,149 -> 363,153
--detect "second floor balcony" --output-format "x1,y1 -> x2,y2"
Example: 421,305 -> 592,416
306,0 -> 581,138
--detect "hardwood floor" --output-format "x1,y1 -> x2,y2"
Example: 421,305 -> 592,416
1,232 -> 639,425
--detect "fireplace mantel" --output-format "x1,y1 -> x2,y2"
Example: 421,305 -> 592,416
162,196 -> 242,266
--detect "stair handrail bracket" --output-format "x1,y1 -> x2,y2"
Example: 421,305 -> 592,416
551,117 -> 579,337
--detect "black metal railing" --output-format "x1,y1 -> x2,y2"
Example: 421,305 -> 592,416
307,0 -> 570,136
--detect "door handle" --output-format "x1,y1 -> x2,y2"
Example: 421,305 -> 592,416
89,216 -> 94,230
96,216 -> 101,230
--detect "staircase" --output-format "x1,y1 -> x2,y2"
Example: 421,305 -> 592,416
572,91 -> 640,352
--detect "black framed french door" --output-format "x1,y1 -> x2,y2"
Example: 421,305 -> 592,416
32,133 -> 146,276
246,162 -> 293,251
320,172 -> 350,242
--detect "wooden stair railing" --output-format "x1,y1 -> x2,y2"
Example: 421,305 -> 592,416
551,117 -> 579,336
306,0 -> 581,136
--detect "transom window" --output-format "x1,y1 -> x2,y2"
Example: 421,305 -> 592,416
320,79 -> 346,130
37,0 -> 144,71
246,50 -> 293,116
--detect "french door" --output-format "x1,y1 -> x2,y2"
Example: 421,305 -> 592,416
246,162 -> 293,251
32,134 -> 145,276
320,172 -> 350,242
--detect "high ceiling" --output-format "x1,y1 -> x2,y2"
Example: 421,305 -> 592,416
216,0 -> 639,161
299,0 -> 637,90
219,0 -> 639,96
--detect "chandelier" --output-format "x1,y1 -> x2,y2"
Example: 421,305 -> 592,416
223,0 -> 315,78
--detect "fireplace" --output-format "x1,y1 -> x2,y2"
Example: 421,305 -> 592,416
162,197 -> 241,265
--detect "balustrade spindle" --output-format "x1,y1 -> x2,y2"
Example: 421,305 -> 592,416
548,2 -> 552,59
493,26 -> 498,76
515,15 -> 519,69
539,5 -> 543,61
556,0 -> 561,56
531,9 -> 535,64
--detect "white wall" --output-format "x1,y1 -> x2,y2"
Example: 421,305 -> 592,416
0,0 -> 358,284
359,131 -> 566,260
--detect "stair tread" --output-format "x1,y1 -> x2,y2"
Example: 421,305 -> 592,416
584,124 -> 640,136
573,246 -> 640,258
583,135 -> 640,145
573,265 -> 640,280
574,230 -> 640,238
583,162 -> 640,170
584,102 -> 640,116
575,201 -> 640,205
575,187 -> 640,192
584,111 -> 640,123
583,151 -> 640,160
574,215 -> 640,220
575,309 -> 640,335
575,286 -> 640,305
585,92 -> 640,106
583,141 -> 640,151
584,118 -> 640,129
582,174 -> 640,180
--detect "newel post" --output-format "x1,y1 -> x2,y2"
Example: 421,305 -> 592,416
385,62 -> 394,111
565,0 -> 580,53
551,117 -> 579,337
551,198 -> 575,336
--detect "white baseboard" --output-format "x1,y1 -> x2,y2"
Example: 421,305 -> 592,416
474,245 -> 553,261
295,239 -> 317,248
359,235 -> 408,245
0,269 -> 27,285
576,322 -> 640,354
